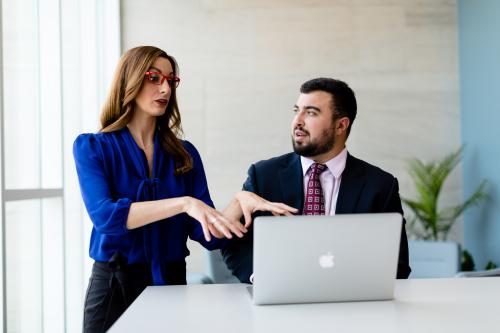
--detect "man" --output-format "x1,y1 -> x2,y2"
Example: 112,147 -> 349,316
222,77 -> 411,282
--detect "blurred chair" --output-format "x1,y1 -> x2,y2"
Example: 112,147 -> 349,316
187,249 -> 239,284
409,240 -> 461,278
206,250 -> 239,284
186,272 -> 213,284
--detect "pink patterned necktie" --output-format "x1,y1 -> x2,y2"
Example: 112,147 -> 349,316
303,163 -> 327,215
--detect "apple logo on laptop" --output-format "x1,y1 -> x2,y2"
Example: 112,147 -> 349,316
319,252 -> 335,268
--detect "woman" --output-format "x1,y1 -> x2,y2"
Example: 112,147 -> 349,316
74,46 -> 295,332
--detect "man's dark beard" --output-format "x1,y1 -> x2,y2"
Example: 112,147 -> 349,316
292,128 -> 335,157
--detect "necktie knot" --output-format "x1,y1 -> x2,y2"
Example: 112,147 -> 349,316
310,163 -> 327,177
303,163 -> 327,216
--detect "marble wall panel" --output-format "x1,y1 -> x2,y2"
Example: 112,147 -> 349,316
122,0 -> 461,273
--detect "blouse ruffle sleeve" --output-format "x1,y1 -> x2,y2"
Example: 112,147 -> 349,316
73,134 -> 132,236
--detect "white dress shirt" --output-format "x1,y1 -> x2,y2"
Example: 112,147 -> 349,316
300,147 -> 348,215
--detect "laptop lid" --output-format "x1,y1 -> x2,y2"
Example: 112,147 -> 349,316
252,213 -> 402,305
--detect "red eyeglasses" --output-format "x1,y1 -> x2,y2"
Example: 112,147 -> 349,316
144,71 -> 180,88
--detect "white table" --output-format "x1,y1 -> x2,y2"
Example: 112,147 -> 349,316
108,277 -> 500,333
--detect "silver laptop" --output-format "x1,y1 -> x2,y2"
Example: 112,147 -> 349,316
252,213 -> 402,305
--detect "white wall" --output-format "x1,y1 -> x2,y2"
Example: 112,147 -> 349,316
121,0 -> 462,273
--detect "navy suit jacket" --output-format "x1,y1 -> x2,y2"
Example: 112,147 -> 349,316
221,152 -> 411,282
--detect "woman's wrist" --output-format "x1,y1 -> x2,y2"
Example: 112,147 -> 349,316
178,196 -> 193,214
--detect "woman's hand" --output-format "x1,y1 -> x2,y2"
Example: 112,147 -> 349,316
235,191 -> 298,227
182,197 -> 247,242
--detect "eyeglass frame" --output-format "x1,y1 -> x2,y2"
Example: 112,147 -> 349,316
144,71 -> 181,88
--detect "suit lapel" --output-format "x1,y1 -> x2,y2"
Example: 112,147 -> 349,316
278,154 -> 304,212
336,154 -> 366,214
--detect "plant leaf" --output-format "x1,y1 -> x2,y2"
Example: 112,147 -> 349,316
402,145 -> 488,241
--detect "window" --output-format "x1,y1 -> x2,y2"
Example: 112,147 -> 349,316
0,0 -> 120,331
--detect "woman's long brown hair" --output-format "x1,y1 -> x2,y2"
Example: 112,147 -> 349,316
100,46 -> 192,174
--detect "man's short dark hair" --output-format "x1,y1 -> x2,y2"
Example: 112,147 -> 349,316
300,78 -> 357,137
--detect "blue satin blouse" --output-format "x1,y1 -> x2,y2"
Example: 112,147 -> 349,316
73,127 -> 224,285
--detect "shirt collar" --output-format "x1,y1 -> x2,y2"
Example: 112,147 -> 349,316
300,147 -> 348,179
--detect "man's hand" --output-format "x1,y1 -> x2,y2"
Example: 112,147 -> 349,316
235,191 -> 298,227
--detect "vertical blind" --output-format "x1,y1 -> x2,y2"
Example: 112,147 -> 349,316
0,0 -> 120,331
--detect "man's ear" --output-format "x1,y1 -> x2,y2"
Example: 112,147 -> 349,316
336,117 -> 350,136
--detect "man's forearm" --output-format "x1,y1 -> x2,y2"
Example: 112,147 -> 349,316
223,196 -> 244,221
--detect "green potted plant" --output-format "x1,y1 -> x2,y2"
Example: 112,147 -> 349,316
402,146 -> 488,277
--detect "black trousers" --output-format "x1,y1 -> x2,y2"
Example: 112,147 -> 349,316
83,253 -> 187,333
83,254 -> 152,333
